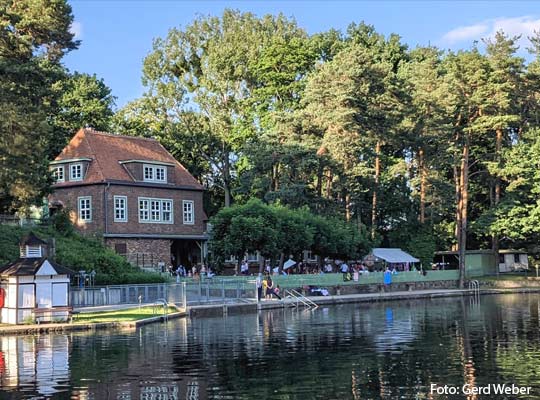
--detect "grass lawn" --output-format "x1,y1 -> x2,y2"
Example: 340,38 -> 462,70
74,306 -> 177,324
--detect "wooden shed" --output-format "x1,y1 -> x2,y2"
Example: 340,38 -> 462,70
0,233 -> 74,324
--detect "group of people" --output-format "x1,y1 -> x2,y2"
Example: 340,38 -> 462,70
256,273 -> 282,301
168,264 -> 215,282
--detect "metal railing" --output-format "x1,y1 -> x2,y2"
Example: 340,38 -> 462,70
70,283 -> 185,308
70,279 -> 258,308
285,288 -> 318,310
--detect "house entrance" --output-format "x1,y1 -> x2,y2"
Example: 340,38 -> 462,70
171,240 -> 206,268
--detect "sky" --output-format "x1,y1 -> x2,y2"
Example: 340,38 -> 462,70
64,1 -> 540,109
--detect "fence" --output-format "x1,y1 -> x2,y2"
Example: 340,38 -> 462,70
70,279 -> 258,308
69,271 -> 460,308
70,283 -> 185,308
207,270 -> 460,289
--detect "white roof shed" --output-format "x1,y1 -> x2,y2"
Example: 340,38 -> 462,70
370,248 -> 420,263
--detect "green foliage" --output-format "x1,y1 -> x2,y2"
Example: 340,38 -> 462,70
209,199 -> 371,267
0,225 -> 166,284
0,0 -> 78,212
49,209 -> 74,236
49,72 -> 116,155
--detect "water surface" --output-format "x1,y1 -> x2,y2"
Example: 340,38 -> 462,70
1,293 -> 540,399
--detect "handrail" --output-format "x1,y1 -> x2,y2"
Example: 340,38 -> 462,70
285,289 -> 318,309
468,280 -> 480,296
153,298 -> 169,321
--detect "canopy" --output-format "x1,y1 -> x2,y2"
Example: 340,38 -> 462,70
370,248 -> 419,264
283,259 -> 296,270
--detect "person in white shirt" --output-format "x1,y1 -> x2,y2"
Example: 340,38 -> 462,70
241,261 -> 249,275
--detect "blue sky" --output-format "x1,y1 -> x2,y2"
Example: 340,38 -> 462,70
64,1 -> 540,109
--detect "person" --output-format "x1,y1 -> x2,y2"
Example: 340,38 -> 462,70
266,277 -> 281,300
384,267 -> 392,286
262,276 -> 269,300
256,273 -> 263,301
341,262 -> 349,281
240,260 -> 249,275
200,264 -> 207,275
176,268 -> 181,284
325,262 -> 333,273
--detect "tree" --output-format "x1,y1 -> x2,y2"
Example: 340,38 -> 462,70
302,38 -> 406,234
137,10 -> 308,208
481,31 -> 524,256
444,48 -> 492,287
50,72 -> 116,156
0,0 -> 78,212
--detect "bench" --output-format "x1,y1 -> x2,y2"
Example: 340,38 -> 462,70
34,307 -> 73,324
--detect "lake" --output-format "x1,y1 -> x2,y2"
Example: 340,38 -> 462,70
1,293 -> 540,399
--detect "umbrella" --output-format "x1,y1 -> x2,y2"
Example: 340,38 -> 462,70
283,259 -> 296,270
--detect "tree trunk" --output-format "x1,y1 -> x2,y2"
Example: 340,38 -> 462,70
223,150 -> 231,207
259,256 -> 265,274
492,128 -> 503,273
316,159 -> 323,198
452,164 -> 460,252
371,140 -> 381,239
418,147 -> 427,224
345,192 -> 351,222
458,136 -> 469,289
278,252 -> 285,274
325,169 -> 333,199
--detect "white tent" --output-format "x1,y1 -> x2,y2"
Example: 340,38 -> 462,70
283,259 -> 296,270
369,248 -> 419,264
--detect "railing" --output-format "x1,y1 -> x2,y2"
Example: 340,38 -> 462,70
212,270 -> 460,289
0,214 -> 44,227
285,288 -> 318,310
70,283 -> 185,308
70,279 -> 257,308
183,278 -> 257,305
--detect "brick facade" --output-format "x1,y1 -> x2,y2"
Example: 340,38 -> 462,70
105,238 -> 172,266
49,129 -> 207,268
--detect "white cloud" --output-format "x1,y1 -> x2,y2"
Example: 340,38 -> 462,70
70,21 -> 83,40
442,23 -> 489,44
441,16 -> 540,46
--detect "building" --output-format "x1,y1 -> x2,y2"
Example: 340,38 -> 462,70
498,249 -> 528,273
433,250 -> 497,276
48,128 -> 207,269
0,233 -> 73,324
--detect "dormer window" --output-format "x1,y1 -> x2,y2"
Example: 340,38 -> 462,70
143,164 -> 167,183
52,166 -> 64,183
70,163 -> 83,181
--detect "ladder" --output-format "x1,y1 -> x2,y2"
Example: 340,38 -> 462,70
285,288 -> 319,310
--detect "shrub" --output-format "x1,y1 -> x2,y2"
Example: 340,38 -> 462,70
0,225 -> 167,285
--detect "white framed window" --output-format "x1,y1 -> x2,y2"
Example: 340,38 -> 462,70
182,200 -> 194,225
114,196 -> 127,222
143,165 -> 154,181
70,163 -> 83,181
150,200 -> 161,221
139,199 -> 149,221
162,200 -> 173,222
143,164 -> 167,183
138,197 -> 173,223
52,166 -> 64,183
78,196 -> 92,222
155,167 -> 166,181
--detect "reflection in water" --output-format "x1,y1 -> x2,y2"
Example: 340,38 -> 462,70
1,294 -> 540,399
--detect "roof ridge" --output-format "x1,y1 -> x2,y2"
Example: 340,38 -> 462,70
82,129 -> 106,182
84,129 -> 159,143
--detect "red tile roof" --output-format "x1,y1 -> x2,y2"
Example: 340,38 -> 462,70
54,128 -> 203,189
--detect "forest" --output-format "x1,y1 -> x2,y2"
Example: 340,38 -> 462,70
3,1 -> 540,283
